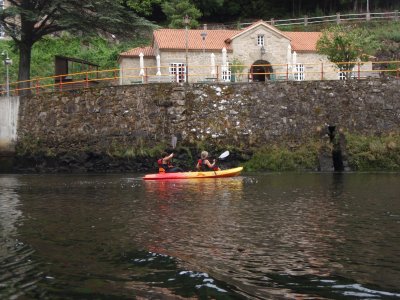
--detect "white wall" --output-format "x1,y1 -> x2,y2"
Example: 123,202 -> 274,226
0,96 -> 19,152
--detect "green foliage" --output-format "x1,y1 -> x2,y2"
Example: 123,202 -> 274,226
316,25 -> 380,77
107,141 -> 167,158
15,134 -> 42,156
0,40 -> 18,83
244,142 -> 320,171
0,35 -> 149,82
162,0 -> 202,28
230,57 -> 245,74
192,0 -> 224,18
345,133 -> 400,171
364,21 -> 400,43
126,0 -> 162,16
0,0 -> 154,83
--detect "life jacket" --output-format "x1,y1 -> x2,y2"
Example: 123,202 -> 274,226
197,159 -> 219,171
157,158 -> 172,173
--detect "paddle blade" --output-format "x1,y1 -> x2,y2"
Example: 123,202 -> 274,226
171,135 -> 177,149
218,151 -> 230,159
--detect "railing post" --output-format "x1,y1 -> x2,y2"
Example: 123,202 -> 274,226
357,62 -> 361,79
59,76 -> 62,93
270,18 -> 275,25
86,72 -> 89,88
336,13 -> 341,24
286,64 -> 289,80
36,79 -> 39,95
395,10 -> 399,21
321,62 -> 324,80
304,15 -> 308,26
366,12 -> 371,21
145,67 -> 148,83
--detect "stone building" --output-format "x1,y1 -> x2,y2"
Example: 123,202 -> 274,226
118,20 -> 372,84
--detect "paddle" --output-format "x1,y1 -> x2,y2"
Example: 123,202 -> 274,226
211,151 -> 230,174
171,134 -> 177,149
218,150 -> 230,160
170,134 -> 178,169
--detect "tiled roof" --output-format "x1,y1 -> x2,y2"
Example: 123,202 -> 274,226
119,22 -> 322,57
285,32 -> 322,52
153,29 -> 241,51
120,46 -> 155,57
228,20 -> 290,41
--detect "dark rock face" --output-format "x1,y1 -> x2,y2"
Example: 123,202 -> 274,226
13,79 -> 400,172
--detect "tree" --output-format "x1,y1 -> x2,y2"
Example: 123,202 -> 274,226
0,0 -> 153,92
125,0 -> 162,16
161,0 -> 202,28
316,25 -> 380,78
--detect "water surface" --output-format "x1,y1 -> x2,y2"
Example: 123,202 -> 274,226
1,173 -> 399,299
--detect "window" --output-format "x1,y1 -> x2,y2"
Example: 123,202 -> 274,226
222,69 -> 231,82
294,64 -> 305,81
169,63 -> 186,83
338,66 -> 356,80
257,34 -> 265,46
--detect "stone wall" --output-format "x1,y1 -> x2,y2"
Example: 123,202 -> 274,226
15,78 -> 400,171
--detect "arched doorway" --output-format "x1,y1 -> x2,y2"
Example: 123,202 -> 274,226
250,60 -> 273,82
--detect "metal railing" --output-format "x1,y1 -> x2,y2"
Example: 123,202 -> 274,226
0,60 -> 399,96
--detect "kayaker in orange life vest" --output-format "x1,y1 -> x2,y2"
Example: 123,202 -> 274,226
157,152 -> 183,173
196,151 -> 221,171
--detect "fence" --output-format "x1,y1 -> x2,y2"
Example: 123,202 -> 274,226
230,11 -> 399,29
0,60 -> 399,96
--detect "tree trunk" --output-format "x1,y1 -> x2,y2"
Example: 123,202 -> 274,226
18,43 -> 33,95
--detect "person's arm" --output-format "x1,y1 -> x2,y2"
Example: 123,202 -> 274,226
205,159 -> 216,168
163,153 -> 174,164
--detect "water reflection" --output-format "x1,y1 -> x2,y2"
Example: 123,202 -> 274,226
0,176 -> 22,254
0,176 -> 44,298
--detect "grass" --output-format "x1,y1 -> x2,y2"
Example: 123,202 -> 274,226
244,141 -> 320,172
345,132 -> 400,171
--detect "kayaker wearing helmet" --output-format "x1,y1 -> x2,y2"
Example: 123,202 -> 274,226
157,152 -> 183,173
196,151 -> 220,171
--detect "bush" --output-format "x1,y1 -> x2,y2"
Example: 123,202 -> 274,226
244,141 -> 320,171
345,133 -> 400,171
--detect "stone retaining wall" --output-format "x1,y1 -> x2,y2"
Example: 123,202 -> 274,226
14,78 -> 400,171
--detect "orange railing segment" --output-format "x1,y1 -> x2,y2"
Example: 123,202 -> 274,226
1,60 -> 399,96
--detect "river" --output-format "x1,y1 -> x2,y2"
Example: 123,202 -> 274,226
1,172 -> 399,299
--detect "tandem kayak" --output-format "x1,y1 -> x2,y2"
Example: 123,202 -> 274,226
143,167 -> 243,180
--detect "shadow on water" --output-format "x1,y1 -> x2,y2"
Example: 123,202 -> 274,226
0,173 -> 400,299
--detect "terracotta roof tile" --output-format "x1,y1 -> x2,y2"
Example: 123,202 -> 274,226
154,29 -> 241,51
285,32 -> 322,52
120,22 -> 322,57
120,46 -> 155,57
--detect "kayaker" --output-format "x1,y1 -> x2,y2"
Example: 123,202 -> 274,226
157,152 -> 183,173
196,151 -> 220,171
